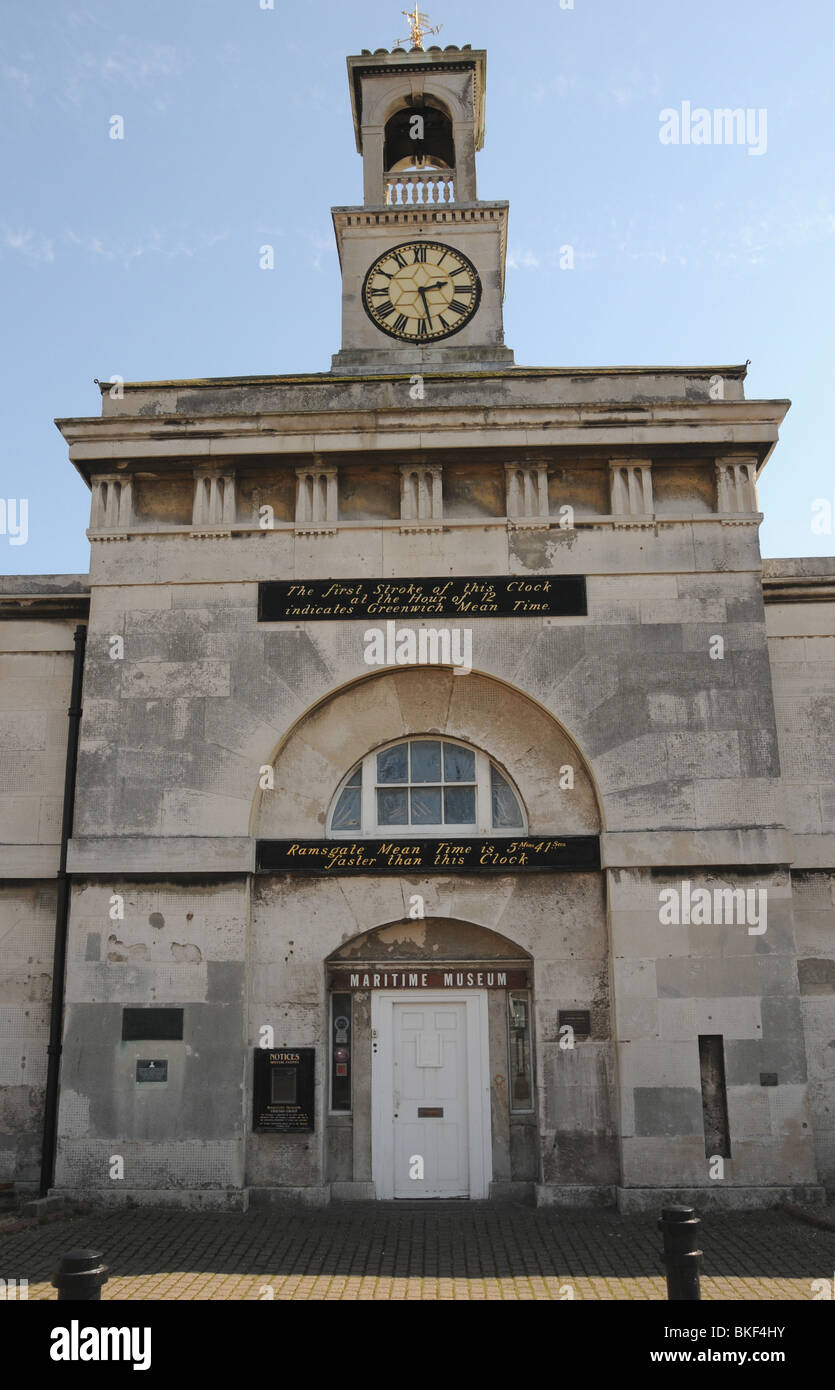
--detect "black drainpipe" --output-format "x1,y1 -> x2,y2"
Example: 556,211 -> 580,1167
40,622 -> 87,1197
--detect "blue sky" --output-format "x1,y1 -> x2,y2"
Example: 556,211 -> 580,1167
1,0 -> 833,573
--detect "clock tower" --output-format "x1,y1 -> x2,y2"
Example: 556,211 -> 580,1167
331,21 -> 514,374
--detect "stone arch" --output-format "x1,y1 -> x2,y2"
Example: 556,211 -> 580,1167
365,82 -> 467,131
250,666 -> 603,837
327,916 -> 532,965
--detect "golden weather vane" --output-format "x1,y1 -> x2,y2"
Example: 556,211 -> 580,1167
395,5 -> 442,50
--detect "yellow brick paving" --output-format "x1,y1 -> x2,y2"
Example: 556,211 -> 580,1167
2,1202 -> 833,1300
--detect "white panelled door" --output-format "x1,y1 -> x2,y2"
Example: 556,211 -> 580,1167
393,1002 -> 468,1197
371,990 -> 491,1200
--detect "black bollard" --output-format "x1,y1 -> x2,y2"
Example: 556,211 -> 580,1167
658,1206 -> 702,1300
52,1250 -> 109,1301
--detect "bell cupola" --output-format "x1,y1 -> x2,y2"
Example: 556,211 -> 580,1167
331,12 -> 513,374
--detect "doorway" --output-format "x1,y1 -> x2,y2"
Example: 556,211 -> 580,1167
371,991 -> 491,1199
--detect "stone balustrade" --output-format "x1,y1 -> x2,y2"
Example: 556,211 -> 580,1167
385,169 -> 456,205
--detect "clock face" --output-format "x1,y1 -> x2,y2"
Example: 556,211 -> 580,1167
362,241 -> 482,343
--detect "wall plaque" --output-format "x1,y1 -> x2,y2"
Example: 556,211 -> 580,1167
122,1008 -> 183,1041
256,835 -> 599,875
258,575 -> 586,622
558,1009 -> 591,1038
136,1059 -> 167,1083
253,1048 -> 315,1133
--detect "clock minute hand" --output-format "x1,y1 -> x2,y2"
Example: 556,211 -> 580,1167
419,282 -> 449,324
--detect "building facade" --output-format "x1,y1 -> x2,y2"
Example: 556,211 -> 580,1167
1,38 -> 834,1211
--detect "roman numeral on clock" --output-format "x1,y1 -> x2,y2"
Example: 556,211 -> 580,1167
416,319 -> 429,337
449,301 -> 469,316
393,314 -> 410,333
390,251 -> 407,269
376,301 -> 395,318
412,245 -> 428,262
369,286 -> 389,298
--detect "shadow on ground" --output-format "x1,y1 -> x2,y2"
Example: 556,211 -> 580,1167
2,1203 -> 834,1285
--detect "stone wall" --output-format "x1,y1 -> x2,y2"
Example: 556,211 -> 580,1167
0,883 -> 56,1185
0,611 -> 80,877
54,879 -> 248,1204
53,464 -> 815,1202
0,592 -> 86,1186
610,866 -> 815,1203
765,559 -> 835,1190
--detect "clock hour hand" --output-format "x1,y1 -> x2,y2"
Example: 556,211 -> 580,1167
418,286 -> 433,323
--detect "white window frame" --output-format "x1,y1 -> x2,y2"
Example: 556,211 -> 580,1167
326,736 -> 527,839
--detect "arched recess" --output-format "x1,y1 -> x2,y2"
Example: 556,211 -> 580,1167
384,99 -> 455,171
327,916 -> 532,966
250,666 -> 603,839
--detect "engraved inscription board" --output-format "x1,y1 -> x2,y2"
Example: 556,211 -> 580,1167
256,835 -> 600,875
258,575 -> 586,622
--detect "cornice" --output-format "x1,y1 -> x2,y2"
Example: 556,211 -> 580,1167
762,574 -> 835,604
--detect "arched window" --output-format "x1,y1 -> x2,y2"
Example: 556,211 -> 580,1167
328,738 -> 526,837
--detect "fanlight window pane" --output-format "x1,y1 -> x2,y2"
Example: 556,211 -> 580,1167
443,744 -> 475,783
331,742 -> 525,835
491,765 -> 523,828
377,744 -> 408,783
410,740 -> 441,783
332,786 -> 361,830
444,785 -> 475,823
411,787 -> 441,824
377,787 -> 408,824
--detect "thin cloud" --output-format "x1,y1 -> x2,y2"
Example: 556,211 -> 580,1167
60,39 -> 180,108
2,64 -> 35,107
2,227 -> 55,264
80,227 -> 229,268
310,235 -> 335,271
736,206 -> 835,253
66,8 -> 109,28
1,225 -> 227,269
507,249 -> 540,270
